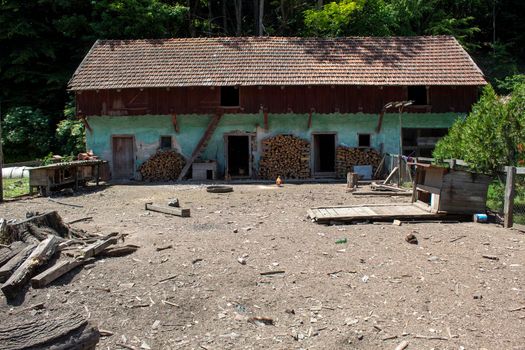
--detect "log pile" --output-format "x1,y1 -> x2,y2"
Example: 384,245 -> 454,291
139,150 -> 186,181
0,212 -> 138,300
336,146 -> 382,178
258,135 -> 310,179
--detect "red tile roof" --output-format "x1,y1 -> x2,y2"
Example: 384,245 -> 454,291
68,36 -> 486,90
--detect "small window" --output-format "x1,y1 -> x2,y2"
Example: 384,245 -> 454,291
160,136 -> 172,149
407,86 -> 428,105
358,134 -> 371,148
221,86 -> 239,107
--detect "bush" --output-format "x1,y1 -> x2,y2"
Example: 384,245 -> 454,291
55,118 -> 86,156
2,106 -> 53,163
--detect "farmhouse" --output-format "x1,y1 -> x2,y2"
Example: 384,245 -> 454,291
68,36 -> 486,180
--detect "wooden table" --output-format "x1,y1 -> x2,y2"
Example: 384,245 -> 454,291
29,160 -> 107,195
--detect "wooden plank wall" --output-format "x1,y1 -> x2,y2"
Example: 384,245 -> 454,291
76,85 -> 480,116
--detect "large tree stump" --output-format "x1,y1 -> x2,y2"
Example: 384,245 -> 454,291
0,312 -> 100,350
2,211 -> 82,244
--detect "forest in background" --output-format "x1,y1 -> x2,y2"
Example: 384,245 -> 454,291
0,0 -> 524,162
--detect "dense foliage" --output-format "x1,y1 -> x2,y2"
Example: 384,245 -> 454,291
2,107 -> 53,162
0,0 -> 524,161
433,78 -> 525,174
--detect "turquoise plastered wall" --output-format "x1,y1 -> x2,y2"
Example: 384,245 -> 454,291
86,113 -> 462,178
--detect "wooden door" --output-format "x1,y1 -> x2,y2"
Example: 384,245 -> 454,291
112,136 -> 134,179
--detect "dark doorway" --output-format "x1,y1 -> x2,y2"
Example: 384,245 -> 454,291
112,136 -> 134,179
313,133 -> 336,174
227,135 -> 250,177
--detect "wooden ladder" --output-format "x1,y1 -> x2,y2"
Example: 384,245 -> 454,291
177,113 -> 223,180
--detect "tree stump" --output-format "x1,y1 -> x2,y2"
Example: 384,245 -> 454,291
347,172 -> 359,191
0,312 -> 100,350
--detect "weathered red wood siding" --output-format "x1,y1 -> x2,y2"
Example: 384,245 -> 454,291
76,85 -> 479,116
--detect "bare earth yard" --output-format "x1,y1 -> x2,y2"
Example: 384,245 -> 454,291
1,183 -> 524,349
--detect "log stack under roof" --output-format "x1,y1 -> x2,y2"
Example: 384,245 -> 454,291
139,150 -> 186,181
258,135 -> 310,180
336,146 -> 382,178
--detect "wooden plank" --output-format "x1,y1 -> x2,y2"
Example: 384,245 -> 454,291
80,237 -> 118,259
31,258 -> 93,289
504,166 -> 516,228
1,235 -> 59,299
516,167 -> 525,175
352,191 -> 412,196
0,244 -> 37,283
98,245 -> 139,257
145,203 -> 191,217
383,167 -> 398,184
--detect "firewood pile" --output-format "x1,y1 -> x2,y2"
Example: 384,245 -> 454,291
139,150 -> 186,181
258,135 -> 310,179
0,211 -> 138,300
336,146 -> 382,178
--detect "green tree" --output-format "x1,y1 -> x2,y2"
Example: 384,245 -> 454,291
304,0 -> 396,36
2,107 -> 53,162
90,0 -> 188,39
433,83 -> 525,174
55,102 -> 86,156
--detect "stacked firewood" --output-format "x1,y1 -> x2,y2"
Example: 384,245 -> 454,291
139,150 -> 186,181
259,135 -> 310,179
336,146 -> 382,178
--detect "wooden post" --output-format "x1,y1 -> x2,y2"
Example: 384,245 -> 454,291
504,166 -> 516,228
411,167 -> 419,203
397,154 -> 402,187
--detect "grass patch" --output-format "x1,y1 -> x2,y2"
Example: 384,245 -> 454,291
3,177 -> 30,198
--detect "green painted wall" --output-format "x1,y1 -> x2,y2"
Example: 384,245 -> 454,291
86,112 -> 462,178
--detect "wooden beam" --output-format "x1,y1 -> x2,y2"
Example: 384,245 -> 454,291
177,113 -> 222,180
1,235 -> 59,298
264,111 -> 268,131
31,258 -> 93,288
308,109 -> 313,129
504,166 -> 516,228
145,202 -> 190,217
80,237 -> 118,259
172,113 -> 179,133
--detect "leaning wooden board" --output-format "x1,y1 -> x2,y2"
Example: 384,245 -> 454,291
308,203 -> 443,224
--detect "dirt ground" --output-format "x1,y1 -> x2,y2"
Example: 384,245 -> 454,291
1,183 -> 524,350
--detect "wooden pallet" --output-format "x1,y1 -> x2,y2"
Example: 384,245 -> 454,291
308,203 -> 443,224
